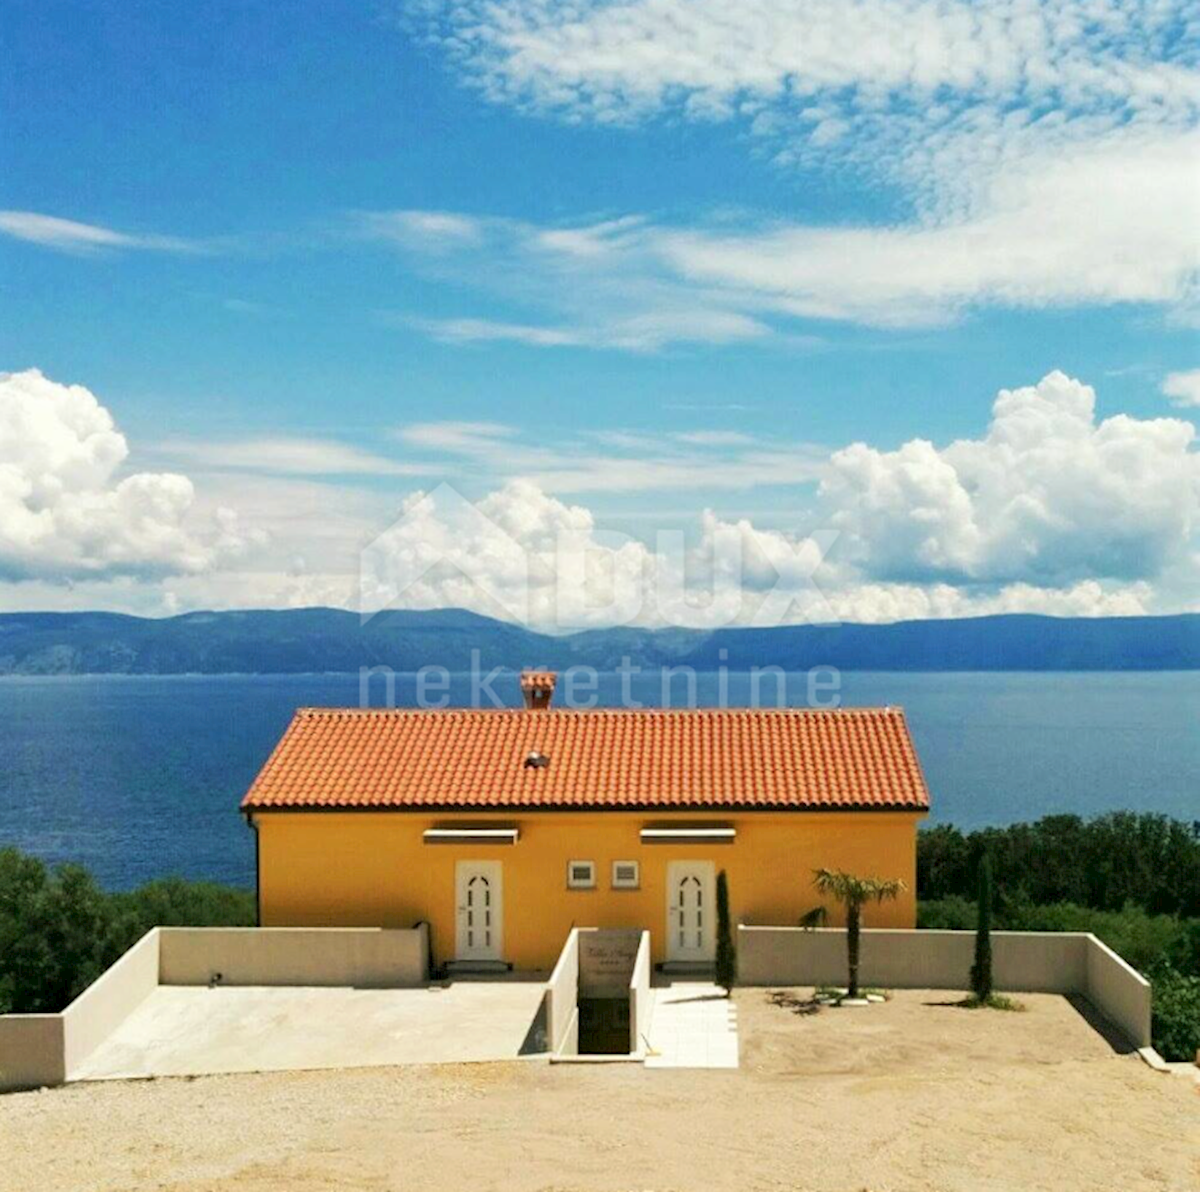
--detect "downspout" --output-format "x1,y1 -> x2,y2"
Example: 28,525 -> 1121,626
243,810 -> 261,927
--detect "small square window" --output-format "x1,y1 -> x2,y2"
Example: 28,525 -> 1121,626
567,860 -> 596,889
612,860 -> 640,890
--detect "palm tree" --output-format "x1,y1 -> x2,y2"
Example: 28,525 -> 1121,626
812,869 -> 906,999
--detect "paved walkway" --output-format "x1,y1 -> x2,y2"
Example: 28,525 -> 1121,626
74,979 -> 548,1081
644,981 -> 739,1069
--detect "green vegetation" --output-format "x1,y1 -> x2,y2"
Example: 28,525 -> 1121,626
715,869 -> 737,995
970,853 -> 994,1002
0,847 -> 253,1015
918,812 -> 1200,917
812,869 -> 906,1000
1149,968 -> 1200,1063
919,896 -> 1197,973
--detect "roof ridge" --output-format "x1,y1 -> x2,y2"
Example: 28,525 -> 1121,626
294,705 -> 906,716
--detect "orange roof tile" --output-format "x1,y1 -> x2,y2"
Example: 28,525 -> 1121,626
242,707 -> 930,813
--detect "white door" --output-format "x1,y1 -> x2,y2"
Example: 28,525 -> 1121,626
666,861 -> 715,963
455,861 -> 503,962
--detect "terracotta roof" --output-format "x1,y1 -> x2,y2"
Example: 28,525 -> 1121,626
242,707 -> 930,813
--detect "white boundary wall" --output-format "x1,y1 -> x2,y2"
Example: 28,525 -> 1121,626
1084,934 -> 1154,1049
158,926 -> 428,988
0,925 -> 430,1093
629,931 -> 652,1055
737,927 -> 1150,1047
546,928 -> 580,1057
63,928 -> 162,1076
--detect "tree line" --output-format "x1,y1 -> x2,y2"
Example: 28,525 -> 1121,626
0,848 -> 253,1015
918,811 -> 1200,917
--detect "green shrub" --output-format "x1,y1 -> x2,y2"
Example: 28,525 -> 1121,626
0,847 -> 254,1015
109,877 -> 254,947
0,851 -> 115,1014
1001,901 -> 1190,975
715,869 -> 737,995
917,895 -> 976,930
1148,965 -> 1200,1063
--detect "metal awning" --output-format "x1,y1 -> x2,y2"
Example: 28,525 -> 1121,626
422,828 -> 519,844
639,826 -> 736,843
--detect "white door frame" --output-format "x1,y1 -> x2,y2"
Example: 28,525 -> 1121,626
666,860 -> 716,963
455,860 -> 503,961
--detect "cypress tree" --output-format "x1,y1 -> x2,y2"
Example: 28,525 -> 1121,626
970,852 -> 994,1002
715,869 -> 737,996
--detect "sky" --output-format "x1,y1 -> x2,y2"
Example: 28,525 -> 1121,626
1,0 -> 1198,629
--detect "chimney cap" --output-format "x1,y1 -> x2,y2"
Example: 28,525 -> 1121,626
519,669 -> 557,710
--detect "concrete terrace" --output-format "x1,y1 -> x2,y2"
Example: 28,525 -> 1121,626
0,923 -> 1165,1092
73,978 -> 549,1081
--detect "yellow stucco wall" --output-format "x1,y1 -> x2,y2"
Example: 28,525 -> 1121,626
253,810 -> 922,970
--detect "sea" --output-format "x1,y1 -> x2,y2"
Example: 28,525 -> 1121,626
0,671 -> 1197,890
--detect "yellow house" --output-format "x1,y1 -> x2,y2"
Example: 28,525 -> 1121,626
242,672 -> 930,971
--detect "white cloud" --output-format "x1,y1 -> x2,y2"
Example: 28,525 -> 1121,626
0,211 -> 194,254
414,317 -> 584,347
406,1 -> 1200,330
360,477 -> 833,628
672,431 -> 755,447
359,369 -> 1200,625
367,210 -> 785,348
5,368 -> 1192,624
156,436 -> 435,477
400,420 -> 520,453
421,1 -> 1199,151
356,209 -> 484,249
820,370 -> 1200,585
364,131 -> 1200,333
354,473 -> 1168,630
1163,369 -> 1200,408
415,309 -> 769,350
660,130 -> 1200,325
400,373 -> 1199,594
395,418 -> 826,493
0,369 -> 261,581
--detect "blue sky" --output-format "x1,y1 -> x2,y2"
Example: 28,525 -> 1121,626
1,1 -> 1198,626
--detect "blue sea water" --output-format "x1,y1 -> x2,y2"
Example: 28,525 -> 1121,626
0,671 -> 1196,890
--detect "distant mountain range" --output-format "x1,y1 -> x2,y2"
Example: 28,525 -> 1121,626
0,608 -> 1197,674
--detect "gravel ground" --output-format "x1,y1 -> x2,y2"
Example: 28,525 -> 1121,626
1,989 -> 1197,1192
